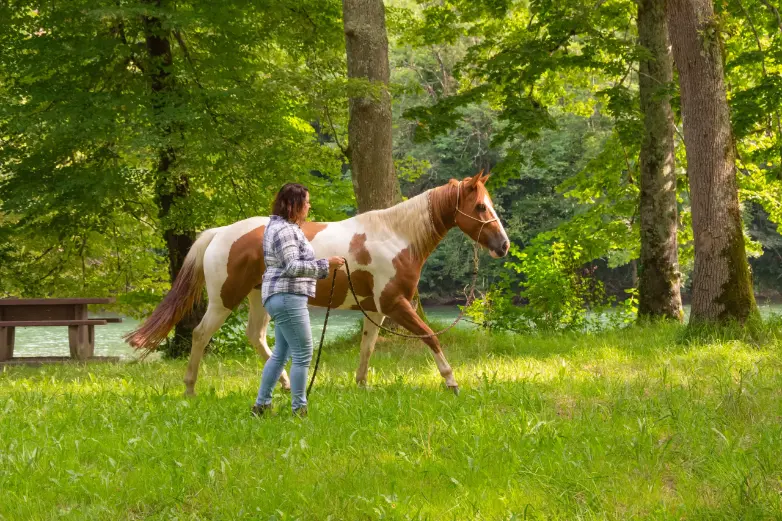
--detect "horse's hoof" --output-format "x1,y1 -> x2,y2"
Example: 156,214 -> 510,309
448,385 -> 460,396
184,389 -> 196,398
356,379 -> 368,388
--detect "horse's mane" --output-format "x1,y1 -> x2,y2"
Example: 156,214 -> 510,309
356,188 -> 447,259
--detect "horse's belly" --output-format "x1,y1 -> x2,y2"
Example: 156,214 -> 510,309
308,268 -> 378,312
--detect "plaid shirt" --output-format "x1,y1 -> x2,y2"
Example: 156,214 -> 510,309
261,215 -> 329,304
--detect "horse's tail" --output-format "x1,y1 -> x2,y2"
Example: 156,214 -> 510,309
124,228 -> 219,353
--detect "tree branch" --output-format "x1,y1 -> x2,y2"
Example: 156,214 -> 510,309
734,0 -> 767,75
758,0 -> 782,33
548,29 -> 577,55
114,16 -> 146,74
324,103 -> 349,159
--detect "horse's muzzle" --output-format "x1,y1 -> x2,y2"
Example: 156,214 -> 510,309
489,240 -> 510,258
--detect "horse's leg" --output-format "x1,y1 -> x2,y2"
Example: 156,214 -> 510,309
247,288 -> 290,390
384,300 -> 459,393
184,303 -> 231,396
355,312 -> 385,386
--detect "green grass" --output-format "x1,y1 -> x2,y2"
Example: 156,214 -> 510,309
2,324 -> 782,520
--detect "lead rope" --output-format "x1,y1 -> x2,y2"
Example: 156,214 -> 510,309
307,266 -> 339,397
307,181 -> 498,396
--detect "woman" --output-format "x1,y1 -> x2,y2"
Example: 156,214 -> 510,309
253,183 -> 344,417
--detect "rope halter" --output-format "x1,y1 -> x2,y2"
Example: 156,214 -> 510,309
455,180 -> 499,246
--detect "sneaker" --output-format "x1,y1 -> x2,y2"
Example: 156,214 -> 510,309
292,406 -> 308,418
251,403 -> 272,417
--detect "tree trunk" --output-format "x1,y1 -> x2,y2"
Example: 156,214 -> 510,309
143,1 -> 202,357
667,0 -> 757,323
637,0 -> 683,322
342,0 -> 401,212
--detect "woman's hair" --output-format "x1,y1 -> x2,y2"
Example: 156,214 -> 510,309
272,183 -> 309,223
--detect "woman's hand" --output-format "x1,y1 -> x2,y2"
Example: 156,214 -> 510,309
328,256 -> 346,269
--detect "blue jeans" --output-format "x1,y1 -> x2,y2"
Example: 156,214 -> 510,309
256,293 -> 313,411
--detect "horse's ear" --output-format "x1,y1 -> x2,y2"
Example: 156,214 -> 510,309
480,171 -> 491,183
465,170 -> 484,188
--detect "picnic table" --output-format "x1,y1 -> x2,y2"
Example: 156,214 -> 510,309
0,298 -> 122,362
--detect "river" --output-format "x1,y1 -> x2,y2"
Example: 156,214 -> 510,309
11,304 -> 781,359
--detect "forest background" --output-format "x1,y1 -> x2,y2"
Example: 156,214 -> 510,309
1,0 -> 781,338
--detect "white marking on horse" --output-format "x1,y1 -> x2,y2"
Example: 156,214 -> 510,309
484,195 -> 509,258
203,216 -> 269,308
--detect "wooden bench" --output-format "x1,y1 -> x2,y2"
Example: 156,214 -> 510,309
0,298 -> 122,362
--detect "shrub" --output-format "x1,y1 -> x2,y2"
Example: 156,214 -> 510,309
467,241 -> 634,333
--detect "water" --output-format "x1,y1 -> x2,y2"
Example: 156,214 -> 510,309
10,304 -> 781,359
10,307 -> 467,359
12,314 -> 142,359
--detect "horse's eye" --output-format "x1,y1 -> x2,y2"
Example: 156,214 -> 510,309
476,203 -> 487,212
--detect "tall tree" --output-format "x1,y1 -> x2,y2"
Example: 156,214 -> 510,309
636,0 -> 683,321
141,0 -> 200,357
342,0 -> 401,212
667,0 -> 757,322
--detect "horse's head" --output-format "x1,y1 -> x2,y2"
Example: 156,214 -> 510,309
453,171 -> 510,258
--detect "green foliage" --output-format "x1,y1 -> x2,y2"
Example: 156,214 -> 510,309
0,0 -> 352,300
392,0 -> 648,309
460,114 -> 643,330
2,0 -> 781,318
720,0 -> 782,182
393,0 -> 782,307
401,0 -> 637,147
718,0 -> 782,295
514,241 -> 604,330
467,241 -> 633,333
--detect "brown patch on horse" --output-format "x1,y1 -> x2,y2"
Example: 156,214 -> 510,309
348,269 -> 374,297
351,296 -> 377,313
308,269 -> 375,310
347,270 -> 377,312
349,233 -> 372,265
308,272 -> 349,308
379,246 -> 441,353
221,226 -> 266,310
378,247 -> 422,315
301,222 -> 328,241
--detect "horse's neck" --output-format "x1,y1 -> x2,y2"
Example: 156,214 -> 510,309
356,184 -> 458,263
428,182 -> 459,240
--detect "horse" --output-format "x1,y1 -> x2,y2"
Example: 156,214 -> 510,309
125,171 -> 510,395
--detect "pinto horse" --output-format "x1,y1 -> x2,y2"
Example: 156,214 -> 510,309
125,172 -> 509,394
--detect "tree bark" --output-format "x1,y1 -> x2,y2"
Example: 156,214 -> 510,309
637,0 -> 683,321
342,0 -> 401,212
667,0 -> 757,323
143,1 -> 202,357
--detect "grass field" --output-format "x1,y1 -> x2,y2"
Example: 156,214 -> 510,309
2,323 -> 782,520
